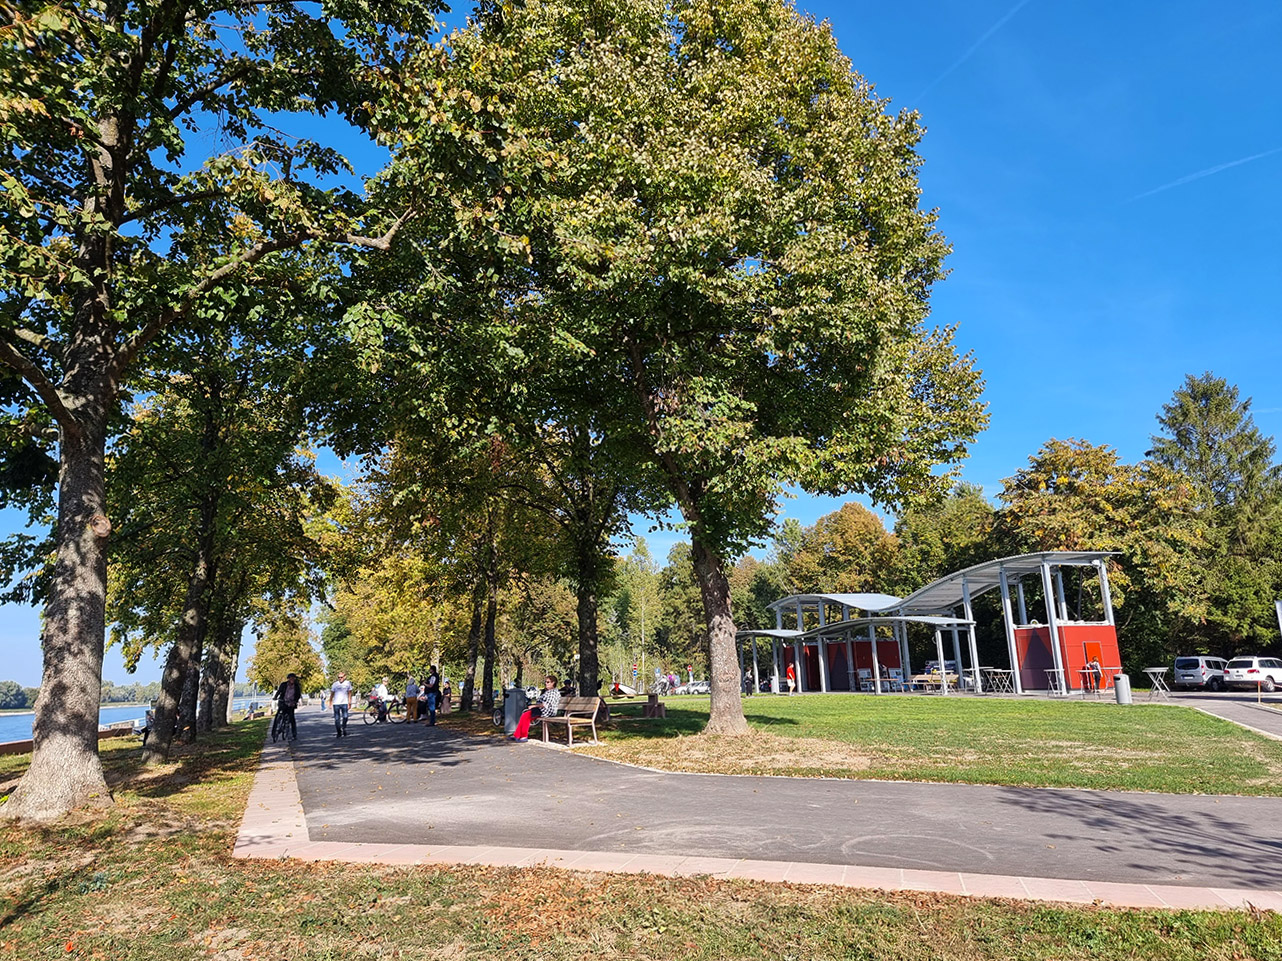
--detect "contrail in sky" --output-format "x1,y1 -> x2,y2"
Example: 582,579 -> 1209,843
1128,146 -> 1282,202
916,0 -> 1037,101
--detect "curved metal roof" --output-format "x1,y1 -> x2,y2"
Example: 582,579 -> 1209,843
897,551 -> 1118,614
766,592 -> 904,614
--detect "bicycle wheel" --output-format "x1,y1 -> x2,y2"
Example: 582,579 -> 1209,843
387,701 -> 404,723
271,712 -> 282,743
492,706 -> 503,727
363,705 -> 378,725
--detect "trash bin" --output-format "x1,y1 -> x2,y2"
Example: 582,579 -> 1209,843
1114,674 -> 1132,705
503,686 -> 528,735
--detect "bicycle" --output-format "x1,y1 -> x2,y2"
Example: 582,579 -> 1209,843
362,695 -> 404,724
271,705 -> 297,742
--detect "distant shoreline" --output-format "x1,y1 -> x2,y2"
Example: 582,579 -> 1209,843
0,702 -> 152,716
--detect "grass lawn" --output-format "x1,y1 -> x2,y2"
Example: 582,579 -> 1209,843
0,722 -> 1279,959
582,694 -> 1282,795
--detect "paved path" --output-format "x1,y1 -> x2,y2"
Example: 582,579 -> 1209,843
233,708 -> 1282,909
1172,690 -> 1282,740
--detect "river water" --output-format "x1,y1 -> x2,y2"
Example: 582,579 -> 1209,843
0,697 -> 266,744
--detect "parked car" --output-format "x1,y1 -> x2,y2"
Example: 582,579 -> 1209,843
688,679 -> 711,695
1172,655 -> 1228,691
1224,656 -> 1282,692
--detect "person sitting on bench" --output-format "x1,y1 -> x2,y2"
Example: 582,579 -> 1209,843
511,675 -> 561,742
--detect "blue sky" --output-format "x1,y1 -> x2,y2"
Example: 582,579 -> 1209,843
4,0 -> 1280,686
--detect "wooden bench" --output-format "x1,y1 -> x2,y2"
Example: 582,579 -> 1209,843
540,696 -> 603,746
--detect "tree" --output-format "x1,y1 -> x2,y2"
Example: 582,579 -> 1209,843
776,502 -> 899,597
245,608 -> 325,695
0,680 -> 30,710
892,483 -> 996,593
0,0 -> 439,819
1149,374 -> 1282,653
396,0 -> 986,734
995,438 -> 1206,667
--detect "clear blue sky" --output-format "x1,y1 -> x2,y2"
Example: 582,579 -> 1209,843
3,0 -> 1280,686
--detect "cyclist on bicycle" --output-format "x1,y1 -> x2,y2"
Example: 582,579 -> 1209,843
372,676 -> 391,722
274,672 -> 301,740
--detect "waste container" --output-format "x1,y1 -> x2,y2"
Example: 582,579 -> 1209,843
1114,673 -> 1132,705
503,686 -> 528,735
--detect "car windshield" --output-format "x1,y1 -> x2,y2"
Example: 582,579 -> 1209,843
1174,658 -> 1200,669
1227,659 -> 1254,669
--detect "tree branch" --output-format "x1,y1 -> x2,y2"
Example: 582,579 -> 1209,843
0,336 -> 80,436
121,189 -> 224,224
12,327 -> 63,362
166,62 -> 260,120
112,207 -> 414,378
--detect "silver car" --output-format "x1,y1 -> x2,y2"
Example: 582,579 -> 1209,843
1172,655 -> 1227,691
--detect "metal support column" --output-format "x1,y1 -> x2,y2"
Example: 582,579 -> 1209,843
843,605 -> 855,691
751,636 -> 761,694
869,623 -> 882,693
962,577 -> 982,693
1055,568 -> 1070,622
1040,561 -> 1067,694
1096,560 -> 1116,626
1017,580 -> 1028,624
817,602 -> 830,693
935,629 -> 949,695
999,566 -> 1024,694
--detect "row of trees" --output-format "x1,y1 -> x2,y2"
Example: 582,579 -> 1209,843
1,0 -> 987,819
368,372 -> 1277,692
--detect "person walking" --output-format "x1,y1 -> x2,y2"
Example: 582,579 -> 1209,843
424,666 -> 441,726
404,675 -> 420,722
274,672 -> 301,740
441,678 -> 452,714
373,676 -> 390,722
330,671 -> 353,737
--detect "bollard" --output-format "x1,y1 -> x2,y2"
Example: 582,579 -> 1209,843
1114,673 -> 1132,705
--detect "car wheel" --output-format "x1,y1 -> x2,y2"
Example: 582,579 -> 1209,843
1208,677 -> 1223,692
1264,677 -> 1277,694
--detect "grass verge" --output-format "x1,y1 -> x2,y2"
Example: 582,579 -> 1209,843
580,695 -> 1282,795
1,719 -> 1278,960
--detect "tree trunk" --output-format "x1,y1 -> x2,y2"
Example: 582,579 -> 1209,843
1,424 -> 113,820
481,584 -> 497,711
461,590 -> 482,711
179,634 -> 202,743
690,533 -> 750,736
575,547 -> 602,698
222,644 -> 239,726
143,532 -> 213,763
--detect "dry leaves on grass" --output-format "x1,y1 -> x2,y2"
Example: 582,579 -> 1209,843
584,731 -> 876,777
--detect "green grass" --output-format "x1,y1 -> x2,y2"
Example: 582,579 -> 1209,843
0,719 -> 1279,959
589,694 -> 1282,795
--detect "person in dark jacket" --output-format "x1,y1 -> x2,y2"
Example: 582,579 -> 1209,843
274,672 -> 301,740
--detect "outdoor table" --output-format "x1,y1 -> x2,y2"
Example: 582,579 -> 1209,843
1044,667 -> 1068,696
1143,667 -> 1171,700
980,667 -> 1014,694
910,673 -> 958,693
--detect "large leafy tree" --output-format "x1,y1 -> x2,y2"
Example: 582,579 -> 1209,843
995,438 -> 1206,667
0,0 -> 440,819
390,0 -> 986,733
775,502 -> 899,597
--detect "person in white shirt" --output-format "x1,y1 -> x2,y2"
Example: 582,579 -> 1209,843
373,676 -> 390,722
330,671 -> 353,737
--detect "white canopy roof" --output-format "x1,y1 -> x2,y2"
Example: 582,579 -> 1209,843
897,551 -> 1119,615
766,592 -> 904,614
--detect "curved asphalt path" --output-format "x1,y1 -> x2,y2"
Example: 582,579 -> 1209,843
282,708 -> 1282,891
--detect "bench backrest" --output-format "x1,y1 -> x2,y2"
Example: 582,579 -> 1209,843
556,696 -> 601,717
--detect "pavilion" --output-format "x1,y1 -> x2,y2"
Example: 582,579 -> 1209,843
737,551 -> 1122,696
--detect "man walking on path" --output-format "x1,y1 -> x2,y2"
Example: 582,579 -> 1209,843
331,671 -> 353,737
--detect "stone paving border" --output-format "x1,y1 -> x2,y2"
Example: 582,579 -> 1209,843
232,733 -> 1282,912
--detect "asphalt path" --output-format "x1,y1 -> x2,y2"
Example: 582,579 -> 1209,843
1171,689 -> 1282,739
286,708 -> 1282,890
